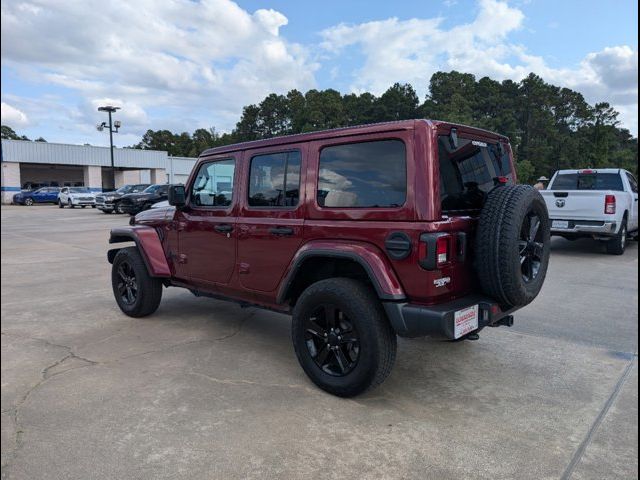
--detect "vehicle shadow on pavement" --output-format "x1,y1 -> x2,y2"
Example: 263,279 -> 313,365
549,236 -> 638,256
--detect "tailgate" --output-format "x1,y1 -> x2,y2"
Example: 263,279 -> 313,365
541,190 -> 609,221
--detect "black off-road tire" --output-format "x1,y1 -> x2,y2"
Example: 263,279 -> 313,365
291,278 -> 397,397
606,217 -> 628,255
111,247 -> 163,317
475,185 -> 551,308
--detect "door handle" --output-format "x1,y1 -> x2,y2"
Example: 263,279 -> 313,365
214,224 -> 233,233
269,227 -> 294,236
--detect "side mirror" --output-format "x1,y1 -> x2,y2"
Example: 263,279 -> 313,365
168,185 -> 186,207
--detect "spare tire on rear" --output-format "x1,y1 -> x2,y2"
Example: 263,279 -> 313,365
474,185 -> 551,308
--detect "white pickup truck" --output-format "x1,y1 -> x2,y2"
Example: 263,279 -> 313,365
540,168 -> 638,255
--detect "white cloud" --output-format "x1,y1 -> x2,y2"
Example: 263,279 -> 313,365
320,0 -> 638,134
1,102 -> 30,127
0,0 -> 318,143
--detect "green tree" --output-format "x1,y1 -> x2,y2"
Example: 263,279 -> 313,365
375,83 -> 419,121
1,125 -> 30,140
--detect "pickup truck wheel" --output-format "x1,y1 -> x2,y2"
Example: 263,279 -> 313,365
292,278 -> 396,397
606,219 -> 627,255
111,247 -> 163,317
475,185 -> 551,308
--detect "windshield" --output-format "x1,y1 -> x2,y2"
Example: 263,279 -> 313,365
438,135 -> 514,213
70,187 -> 90,193
550,173 -> 624,191
143,185 -> 162,193
116,185 -> 134,194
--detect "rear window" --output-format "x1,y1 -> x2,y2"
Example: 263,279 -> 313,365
317,139 -> 406,208
438,136 -> 513,212
550,173 -> 624,191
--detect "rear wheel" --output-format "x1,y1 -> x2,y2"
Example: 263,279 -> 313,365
58,200 -> 64,208
291,278 -> 396,397
606,218 -> 627,255
111,247 -> 163,317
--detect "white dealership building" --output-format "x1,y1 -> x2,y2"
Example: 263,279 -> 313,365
1,139 -> 197,203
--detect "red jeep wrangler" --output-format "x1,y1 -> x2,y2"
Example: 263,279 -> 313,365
108,120 -> 550,397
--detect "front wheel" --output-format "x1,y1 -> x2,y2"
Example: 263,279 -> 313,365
291,278 -> 397,397
24,198 -> 34,206
58,200 -> 64,208
606,219 -> 627,255
111,247 -> 163,317
68,199 -> 74,208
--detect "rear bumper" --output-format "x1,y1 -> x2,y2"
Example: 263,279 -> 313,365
383,294 -> 517,339
550,219 -> 617,236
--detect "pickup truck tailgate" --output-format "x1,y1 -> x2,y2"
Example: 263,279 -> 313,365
541,190 -> 610,220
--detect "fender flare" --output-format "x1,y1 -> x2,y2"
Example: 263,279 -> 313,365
276,241 -> 406,304
108,226 -> 171,277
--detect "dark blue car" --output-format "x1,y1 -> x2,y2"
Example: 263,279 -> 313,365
13,187 -> 62,206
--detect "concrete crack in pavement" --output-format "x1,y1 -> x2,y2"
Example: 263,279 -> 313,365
560,356 -> 637,480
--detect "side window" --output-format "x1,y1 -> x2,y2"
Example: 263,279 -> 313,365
626,173 -> 638,193
191,158 -> 236,207
248,151 -> 301,207
317,140 -> 406,208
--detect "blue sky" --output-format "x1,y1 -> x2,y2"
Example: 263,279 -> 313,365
1,0 -> 637,147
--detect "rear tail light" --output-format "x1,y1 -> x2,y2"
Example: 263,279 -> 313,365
605,195 -> 616,214
419,233 -> 452,270
436,236 -> 449,265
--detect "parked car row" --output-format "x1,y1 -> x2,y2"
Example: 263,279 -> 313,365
12,183 -> 171,214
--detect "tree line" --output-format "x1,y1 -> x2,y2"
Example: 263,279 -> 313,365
1,125 -> 46,142
132,71 -> 637,183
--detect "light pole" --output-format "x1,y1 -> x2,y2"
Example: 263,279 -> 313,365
97,106 -> 121,190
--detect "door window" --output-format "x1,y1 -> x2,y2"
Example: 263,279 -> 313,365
191,158 -> 235,207
248,151 -> 301,207
317,140 -> 406,208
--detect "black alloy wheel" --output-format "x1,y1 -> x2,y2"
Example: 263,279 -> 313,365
304,304 -> 360,376
111,247 -> 163,317
519,212 -> 545,283
115,260 -> 138,306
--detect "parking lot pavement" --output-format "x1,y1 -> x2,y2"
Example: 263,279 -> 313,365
1,205 -> 637,480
